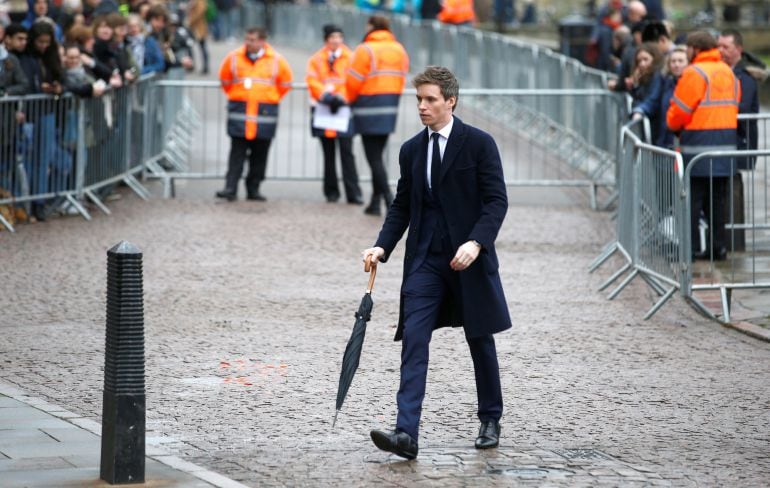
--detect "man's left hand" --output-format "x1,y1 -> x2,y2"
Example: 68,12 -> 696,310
450,241 -> 481,271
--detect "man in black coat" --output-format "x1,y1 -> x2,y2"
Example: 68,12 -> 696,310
362,66 -> 511,460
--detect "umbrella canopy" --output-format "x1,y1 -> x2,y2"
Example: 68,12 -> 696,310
332,259 -> 377,427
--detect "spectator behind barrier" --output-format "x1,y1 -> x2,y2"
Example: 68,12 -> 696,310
0,23 -> 29,97
66,24 -> 121,84
654,45 -> 687,149
629,43 -> 662,142
1,23 -> 30,202
185,0 -> 210,74
105,12 -> 138,83
718,29 -> 766,170
126,13 -> 165,75
18,21 -> 65,221
166,13 -> 195,72
22,0 -> 64,43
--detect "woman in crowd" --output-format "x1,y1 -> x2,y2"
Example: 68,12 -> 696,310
628,42 -> 663,143
655,45 -> 688,149
18,21 -> 64,220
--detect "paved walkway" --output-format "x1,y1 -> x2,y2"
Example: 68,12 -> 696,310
1,38 -> 770,487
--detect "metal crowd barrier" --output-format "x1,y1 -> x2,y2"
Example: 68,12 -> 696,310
590,118 -> 685,319
0,76 -> 156,232
593,113 -> 770,322
142,80 -> 622,206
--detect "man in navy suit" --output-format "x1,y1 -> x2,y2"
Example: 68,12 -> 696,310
362,66 -> 512,460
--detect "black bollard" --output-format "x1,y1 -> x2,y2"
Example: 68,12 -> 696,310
100,241 -> 146,484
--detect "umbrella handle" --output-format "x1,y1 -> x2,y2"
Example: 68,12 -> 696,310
364,256 -> 377,293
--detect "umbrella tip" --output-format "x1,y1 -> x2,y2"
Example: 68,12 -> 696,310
332,410 -> 339,429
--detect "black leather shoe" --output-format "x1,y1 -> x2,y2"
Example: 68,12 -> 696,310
475,420 -> 500,449
246,192 -> 267,201
370,429 -> 418,460
364,203 -> 381,216
215,190 -> 236,201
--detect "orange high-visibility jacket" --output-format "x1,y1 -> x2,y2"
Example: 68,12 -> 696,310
346,30 -> 409,135
437,0 -> 475,24
306,44 -> 354,138
667,48 -> 740,176
219,43 -> 293,140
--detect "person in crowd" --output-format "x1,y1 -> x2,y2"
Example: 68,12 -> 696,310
62,42 -> 110,97
718,29 -> 765,169
624,0 -> 647,25
420,0 -> 441,20
628,42 -> 663,141
216,26 -> 293,202
642,21 -> 673,62
0,23 -> 28,97
126,13 -> 165,75
66,24 -> 121,84
165,13 -> 195,72
306,24 -> 362,205
4,23 -> 29,57
345,15 -> 409,216
18,21 -> 64,220
641,0 -> 665,20
588,0 -> 623,72
608,20 -> 645,90
8,0 -> 29,24
362,66 -> 511,460
653,44 -> 687,149
494,0 -> 516,28
609,24 -> 632,74
667,31 -> 740,261
105,12 -> 139,82
212,0 -> 236,42
186,0 -> 210,74
83,0 -> 119,24
22,0 -> 64,43
437,0 -> 476,26
1,23 -> 29,198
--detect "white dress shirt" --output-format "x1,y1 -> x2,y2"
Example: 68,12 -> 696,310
426,116 -> 454,191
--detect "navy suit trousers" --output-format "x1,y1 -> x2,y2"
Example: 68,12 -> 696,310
396,247 -> 503,440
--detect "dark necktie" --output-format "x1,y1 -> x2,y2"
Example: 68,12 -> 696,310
430,132 -> 441,193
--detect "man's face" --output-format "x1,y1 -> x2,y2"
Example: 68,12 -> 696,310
244,33 -> 265,54
325,32 -> 343,51
8,33 -> 28,52
717,35 -> 741,68
416,83 -> 455,131
64,47 -> 82,70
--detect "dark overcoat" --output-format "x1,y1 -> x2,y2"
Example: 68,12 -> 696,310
374,117 -> 512,341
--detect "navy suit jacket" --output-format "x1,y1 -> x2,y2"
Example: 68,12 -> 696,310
374,117 -> 512,341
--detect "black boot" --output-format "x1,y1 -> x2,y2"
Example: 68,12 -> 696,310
364,194 -> 381,216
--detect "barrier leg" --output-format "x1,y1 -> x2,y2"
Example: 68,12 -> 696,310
85,189 -> 112,215
163,177 -> 175,199
65,194 -> 92,221
640,272 -> 666,297
0,212 -> 16,233
600,190 -> 619,211
608,268 -> 639,300
598,261 -> 631,291
589,241 -> 617,272
643,285 -> 677,320
720,287 -> 732,323
123,174 -> 151,201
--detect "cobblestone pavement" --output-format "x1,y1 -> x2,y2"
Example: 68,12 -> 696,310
1,178 -> 769,486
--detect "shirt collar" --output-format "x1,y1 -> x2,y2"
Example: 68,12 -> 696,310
427,116 -> 454,141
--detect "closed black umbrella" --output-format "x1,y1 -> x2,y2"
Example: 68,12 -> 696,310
332,258 -> 377,427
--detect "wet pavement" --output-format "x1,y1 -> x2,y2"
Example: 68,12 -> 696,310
2,39 -> 770,487
1,178 -> 769,487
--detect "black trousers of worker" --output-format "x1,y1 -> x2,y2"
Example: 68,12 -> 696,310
361,134 -> 391,204
690,176 -> 730,254
320,136 -> 361,202
224,136 -> 272,195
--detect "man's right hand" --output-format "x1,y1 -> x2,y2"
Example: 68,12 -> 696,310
362,247 -> 385,268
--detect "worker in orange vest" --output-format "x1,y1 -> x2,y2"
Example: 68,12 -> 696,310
306,24 -> 363,205
346,15 -> 409,216
437,0 -> 476,25
667,31 -> 740,261
216,27 -> 293,202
